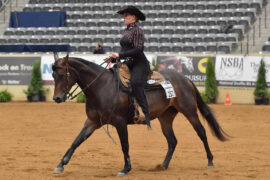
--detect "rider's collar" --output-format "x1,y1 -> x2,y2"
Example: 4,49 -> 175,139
127,22 -> 137,30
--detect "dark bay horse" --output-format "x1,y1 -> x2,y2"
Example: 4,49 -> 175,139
52,53 -> 228,176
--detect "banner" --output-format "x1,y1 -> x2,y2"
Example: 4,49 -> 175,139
41,55 -> 155,84
157,56 -> 215,86
0,57 -> 39,85
215,55 -> 270,87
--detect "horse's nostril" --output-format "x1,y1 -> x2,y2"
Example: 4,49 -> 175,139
53,96 -> 62,103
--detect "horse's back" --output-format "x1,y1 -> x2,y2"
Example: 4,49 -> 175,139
159,69 -> 193,91
159,69 -> 197,111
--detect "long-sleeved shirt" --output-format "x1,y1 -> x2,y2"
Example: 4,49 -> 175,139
119,22 -> 145,59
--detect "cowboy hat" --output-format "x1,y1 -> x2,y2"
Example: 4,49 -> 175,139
117,6 -> 146,21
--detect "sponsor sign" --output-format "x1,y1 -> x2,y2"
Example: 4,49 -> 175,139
157,56 -> 215,86
41,55 -> 108,84
0,57 -> 39,85
215,55 -> 270,87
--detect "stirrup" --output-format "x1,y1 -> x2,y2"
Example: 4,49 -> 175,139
133,101 -> 152,130
133,101 -> 145,124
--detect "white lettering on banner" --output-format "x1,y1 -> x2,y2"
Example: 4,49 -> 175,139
160,80 -> 176,99
8,72 -> 20,76
216,56 -> 244,80
185,75 -> 206,81
233,81 -> 246,86
0,64 -> 33,71
20,64 -> 33,71
8,80 -> 20,84
1,80 -> 7,84
219,81 -> 234,86
10,65 -> 19,71
0,64 -> 9,70
1,79 -> 20,85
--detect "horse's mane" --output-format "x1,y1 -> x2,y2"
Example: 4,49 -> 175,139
69,57 -> 106,72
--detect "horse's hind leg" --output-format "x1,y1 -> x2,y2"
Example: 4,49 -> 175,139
158,107 -> 178,169
184,112 -> 214,167
54,119 -> 98,174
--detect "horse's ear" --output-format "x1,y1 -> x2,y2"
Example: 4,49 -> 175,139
54,52 -> 59,61
62,53 -> 69,64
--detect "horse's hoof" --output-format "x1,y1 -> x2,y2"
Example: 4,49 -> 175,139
117,171 -> 126,176
117,167 -> 131,176
54,167 -> 64,174
208,163 -> 214,168
152,164 -> 167,171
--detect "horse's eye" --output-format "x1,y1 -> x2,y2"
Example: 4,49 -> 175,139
58,74 -> 64,78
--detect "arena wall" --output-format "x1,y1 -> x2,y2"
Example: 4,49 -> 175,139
0,53 -> 269,104
0,85 -> 256,104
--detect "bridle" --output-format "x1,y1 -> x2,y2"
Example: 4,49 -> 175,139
64,63 -> 71,97
64,58 -> 112,101
57,57 -> 120,144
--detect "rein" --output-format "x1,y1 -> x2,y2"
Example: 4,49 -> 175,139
66,59 -> 111,100
64,58 -> 120,144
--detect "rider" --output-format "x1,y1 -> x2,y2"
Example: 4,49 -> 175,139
109,6 -> 152,130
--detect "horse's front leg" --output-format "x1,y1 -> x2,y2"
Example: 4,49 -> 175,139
115,119 -> 131,176
54,118 -> 98,174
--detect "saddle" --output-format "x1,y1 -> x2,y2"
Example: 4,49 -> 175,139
117,62 -> 165,88
115,62 -> 165,125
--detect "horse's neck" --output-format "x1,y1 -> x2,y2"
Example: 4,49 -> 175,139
70,59 -> 105,93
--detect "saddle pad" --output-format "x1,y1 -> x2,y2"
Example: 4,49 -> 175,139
119,63 -> 165,88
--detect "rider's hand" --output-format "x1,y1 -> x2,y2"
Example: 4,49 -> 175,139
111,53 -> 119,59
103,57 -> 110,62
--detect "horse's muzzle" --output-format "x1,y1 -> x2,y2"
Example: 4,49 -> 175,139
53,96 -> 63,103
53,93 -> 67,103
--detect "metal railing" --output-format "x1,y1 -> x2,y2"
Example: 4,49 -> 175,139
0,0 -> 18,23
238,6 -> 269,54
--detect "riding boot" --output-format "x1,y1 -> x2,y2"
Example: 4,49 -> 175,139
132,86 -> 152,130
133,100 -> 151,129
144,111 -> 152,130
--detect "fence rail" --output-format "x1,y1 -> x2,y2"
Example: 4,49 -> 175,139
0,0 -> 19,23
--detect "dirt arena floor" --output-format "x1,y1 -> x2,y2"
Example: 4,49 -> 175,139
0,102 -> 270,180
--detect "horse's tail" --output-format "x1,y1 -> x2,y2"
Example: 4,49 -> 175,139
190,80 -> 229,141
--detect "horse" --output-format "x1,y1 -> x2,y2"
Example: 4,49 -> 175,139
52,53 -> 228,176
